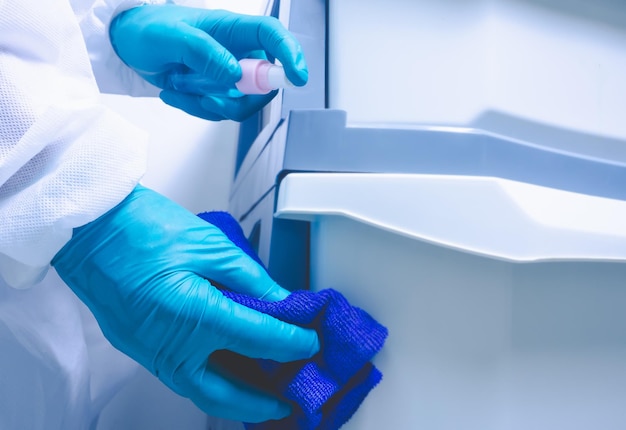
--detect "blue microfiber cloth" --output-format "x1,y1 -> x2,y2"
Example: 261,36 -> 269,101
198,211 -> 388,429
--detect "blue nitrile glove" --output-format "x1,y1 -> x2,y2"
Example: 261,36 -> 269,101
109,4 -> 308,121
51,185 -> 319,423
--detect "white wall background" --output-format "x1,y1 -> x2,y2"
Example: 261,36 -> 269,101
102,94 -> 238,213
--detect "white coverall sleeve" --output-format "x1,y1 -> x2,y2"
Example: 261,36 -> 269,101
0,1 -> 149,288
69,0 -> 170,96
71,0 -> 241,96
72,0 -> 211,97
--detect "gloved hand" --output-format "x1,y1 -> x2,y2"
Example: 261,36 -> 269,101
109,4 -> 308,121
51,185 -> 319,423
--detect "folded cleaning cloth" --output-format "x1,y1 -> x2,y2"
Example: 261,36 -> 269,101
198,211 -> 388,430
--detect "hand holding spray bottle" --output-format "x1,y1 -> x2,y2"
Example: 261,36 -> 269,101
169,58 -> 295,96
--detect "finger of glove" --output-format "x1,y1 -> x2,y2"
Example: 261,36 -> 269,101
195,235 -> 290,301
259,282 -> 290,302
167,72 -> 245,97
210,15 -> 308,86
168,24 -> 241,85
182,366 -> 291,423
188,224 -> 291,300
199,92 -> 277,122
159,90 -> 227,121
209,291 -> 319,362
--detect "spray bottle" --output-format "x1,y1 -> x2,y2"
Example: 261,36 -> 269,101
168,58 -> 294,96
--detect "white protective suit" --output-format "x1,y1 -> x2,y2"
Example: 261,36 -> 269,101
0,0 -> 208,428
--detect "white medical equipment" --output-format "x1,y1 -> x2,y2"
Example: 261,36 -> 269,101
229,1 -> 626,429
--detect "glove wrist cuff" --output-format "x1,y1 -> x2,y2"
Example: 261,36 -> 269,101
112,0 -> 173,19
